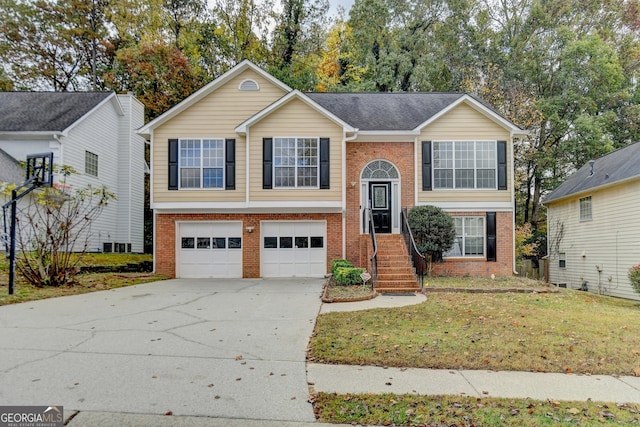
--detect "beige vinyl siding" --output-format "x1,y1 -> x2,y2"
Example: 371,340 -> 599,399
249,98 -> 343,202
418,102 -> 512,204
152,69 -> 287,203
547,179 -> 640,300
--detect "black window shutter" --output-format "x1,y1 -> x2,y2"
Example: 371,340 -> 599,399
225,138 -> 235,190
422,141 -> 432,191
486,212 -> 497,262
263,138 -> 273,189
168,139 -> 178,190
319,138 -> 330,189
497,140 -> 507,190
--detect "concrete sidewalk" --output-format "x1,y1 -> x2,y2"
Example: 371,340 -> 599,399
312,292 -> 640,404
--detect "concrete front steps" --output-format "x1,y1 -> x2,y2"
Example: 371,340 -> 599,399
374,234 -> 421,293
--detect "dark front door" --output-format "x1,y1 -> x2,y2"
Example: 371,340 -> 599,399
369,182 -> 391,234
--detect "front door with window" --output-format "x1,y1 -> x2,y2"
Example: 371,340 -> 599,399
369,182 -> 391,233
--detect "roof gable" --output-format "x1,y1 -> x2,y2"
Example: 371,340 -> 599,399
139,60 -> 292,136
544,141 -> 640,204
0,92 -> 116,134
235,90 -> 355,134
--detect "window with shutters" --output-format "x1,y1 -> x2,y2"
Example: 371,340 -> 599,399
273,137 -> 319,188
433,141 -> 497,189
445,216 -> 485,257
179,138 -> 224,189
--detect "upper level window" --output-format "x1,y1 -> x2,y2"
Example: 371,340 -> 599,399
446,216 -> 485,257
274,137 -> 318,188
579,196 -> 592,221
179,138 -> 224,189
85,151 -> 98,177
433,141 -> 497,189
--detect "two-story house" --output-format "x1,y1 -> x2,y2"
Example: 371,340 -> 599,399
139,60 -> 525,286
0,91 -> 146,253
543,142 -> 640,300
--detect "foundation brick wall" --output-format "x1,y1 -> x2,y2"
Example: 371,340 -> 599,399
155,212 -> 342,278
431,211 -> 514,277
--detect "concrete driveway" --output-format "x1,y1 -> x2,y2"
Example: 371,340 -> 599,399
0,278 -> 325,423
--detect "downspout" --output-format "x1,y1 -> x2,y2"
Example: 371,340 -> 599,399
510,133 -> 517,275
149,129 -> 156,274
342,129 -> 359,259
245,128 -> 250,207
414,136 -> 419,207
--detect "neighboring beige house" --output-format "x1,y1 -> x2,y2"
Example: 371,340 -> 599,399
0,91 -> 146,253
543,142 -> 640,300
139,60 -> 526,290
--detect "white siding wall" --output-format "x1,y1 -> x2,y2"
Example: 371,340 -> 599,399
116,94 -> 145,253
547,179 -> 640,300
62,98 -> 121,251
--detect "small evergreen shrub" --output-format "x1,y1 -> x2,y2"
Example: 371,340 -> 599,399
334,267 -> 366,286
629,264 -> 640,294
407,205 -> 455,262
331,259 -> 354,276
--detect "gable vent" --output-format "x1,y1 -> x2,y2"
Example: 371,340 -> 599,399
239,79 -> 259,91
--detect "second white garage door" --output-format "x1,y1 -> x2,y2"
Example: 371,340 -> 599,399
177,222 -> 243,278
261,221 -> 326,277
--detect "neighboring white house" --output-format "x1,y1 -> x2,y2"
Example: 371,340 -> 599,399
0,91 -> 145,253
543,142 -> 640,300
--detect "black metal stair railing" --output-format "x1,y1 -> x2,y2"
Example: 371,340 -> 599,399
401,208 -> 427,289
366,208 -> 378,288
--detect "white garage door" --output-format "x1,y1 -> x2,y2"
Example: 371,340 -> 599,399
178,222 -> 242,278
261,221 -> 326,277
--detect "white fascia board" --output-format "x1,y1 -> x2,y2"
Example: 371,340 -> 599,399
413,95 -> 526,136
153,201 -> 342,213
235,90 -> 356,134
351,130 -> 420,142
0,131 -> 63,139
416,201 -> 514,211
62,92 -> 122,136
138,60 -> 292,137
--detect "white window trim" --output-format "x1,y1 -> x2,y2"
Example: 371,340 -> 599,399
445,216 -> 486,258
579,196 -> 592,221
433,140 -> 498,190
85,150 -> 98,177
273,136 -> 320,189
178,138 -> 225,190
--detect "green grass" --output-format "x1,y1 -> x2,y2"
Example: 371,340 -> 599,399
313,393 -> 640,426
309,286 -> 640,376
311,278 -> 640,425
0,253 -> 167,306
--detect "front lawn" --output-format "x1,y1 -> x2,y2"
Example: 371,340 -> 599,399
0,253 -> 167,306
309,282 -> 640,376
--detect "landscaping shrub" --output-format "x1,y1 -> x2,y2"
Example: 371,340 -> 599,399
629,264 -> 640,294
331,259 -> 354,276
334,267 -> 366,286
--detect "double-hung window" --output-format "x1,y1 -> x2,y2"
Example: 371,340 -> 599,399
179,138 -> 224,189
433,141 -> 497,189
446,216 -> 485,257
274,137 -> 318,188
579,196 -> 592,221
85,151 -> 98,177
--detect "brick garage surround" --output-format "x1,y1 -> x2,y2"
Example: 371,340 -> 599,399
155,212 -> 342,278
345,141 -> 415,268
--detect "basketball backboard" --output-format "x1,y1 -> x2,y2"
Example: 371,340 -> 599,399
25,152 -> 53,187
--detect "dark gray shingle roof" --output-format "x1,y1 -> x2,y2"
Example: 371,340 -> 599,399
544,141 -> 640,204
0,92 -> 113,132
304,92 -> 465,131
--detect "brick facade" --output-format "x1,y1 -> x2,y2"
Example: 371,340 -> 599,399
345,141 -> 415,268
155,212 -> 342,278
